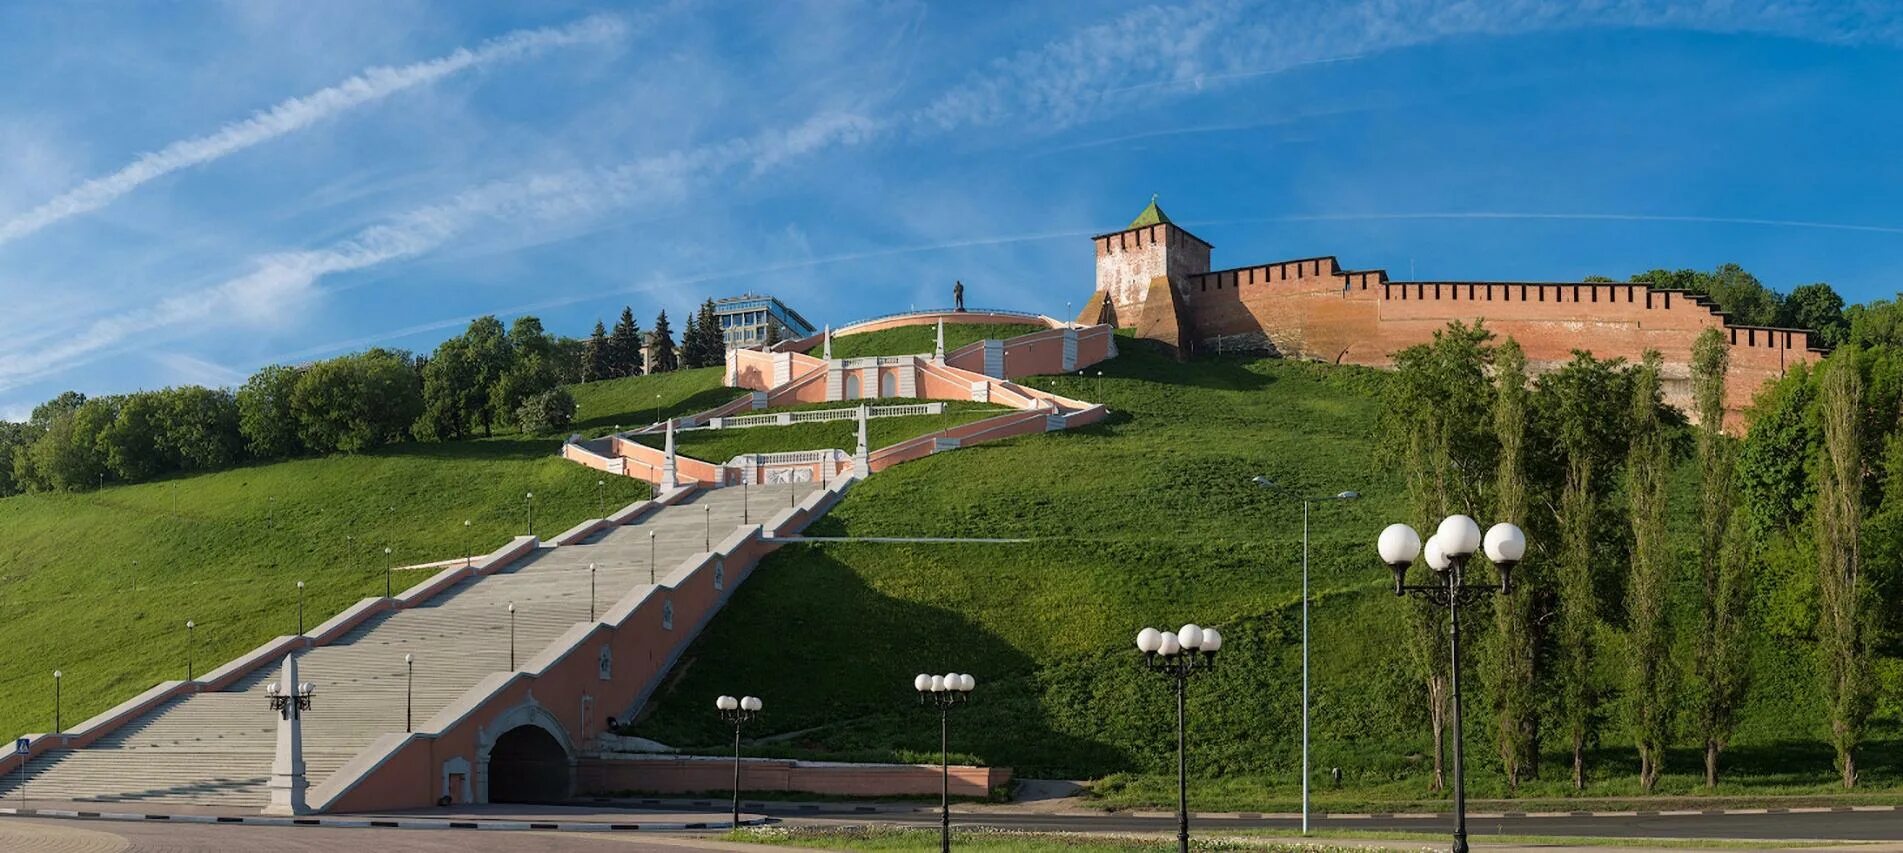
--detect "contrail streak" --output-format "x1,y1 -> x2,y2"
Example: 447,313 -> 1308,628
0,14 -> 628,246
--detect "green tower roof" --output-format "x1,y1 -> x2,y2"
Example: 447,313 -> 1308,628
1128,196 -> 1173,229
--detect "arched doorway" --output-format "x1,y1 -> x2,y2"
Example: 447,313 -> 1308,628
879,371 -> 897,398
843,373 -> 861,399
487,725 -> 570,803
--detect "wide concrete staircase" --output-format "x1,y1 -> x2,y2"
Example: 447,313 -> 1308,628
0,484 -> 810,809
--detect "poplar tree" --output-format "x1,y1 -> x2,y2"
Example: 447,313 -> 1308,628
1486,338 -> 1538,789
1625,351 -> 1673,793
1537,352 -> 1629,791
1817,350 -> 1870,788
1691,327 -> 1748,787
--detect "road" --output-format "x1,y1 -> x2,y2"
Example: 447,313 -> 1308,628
0,818 -> 765,853
764,803 -> 1903,842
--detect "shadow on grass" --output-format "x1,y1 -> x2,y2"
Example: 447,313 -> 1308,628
626,545 -> 1130,777
574,386 -> 745,433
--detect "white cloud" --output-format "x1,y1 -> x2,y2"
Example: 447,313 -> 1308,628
0,14 -> 629,246
146,351 -> 249,389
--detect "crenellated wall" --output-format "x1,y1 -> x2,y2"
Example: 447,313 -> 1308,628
1095,212 -> 1825,424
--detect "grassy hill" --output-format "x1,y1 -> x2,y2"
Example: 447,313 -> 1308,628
629,340 -> 1888,809
827,323 -> 1044,360
0,366 -> 740,745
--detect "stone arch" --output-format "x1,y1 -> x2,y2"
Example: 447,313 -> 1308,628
843,373 -> 861,399
476,700 -> 576,804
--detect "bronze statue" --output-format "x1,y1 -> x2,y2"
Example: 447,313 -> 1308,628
953,280 -> 966,312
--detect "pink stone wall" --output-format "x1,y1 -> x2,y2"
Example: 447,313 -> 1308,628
578,757 -> 1010,799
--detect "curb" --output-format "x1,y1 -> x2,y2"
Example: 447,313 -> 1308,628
0,807 -> 772,832
586,797 -> 1903,822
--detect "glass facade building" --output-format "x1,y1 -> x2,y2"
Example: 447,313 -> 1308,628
714,294 -> 817,349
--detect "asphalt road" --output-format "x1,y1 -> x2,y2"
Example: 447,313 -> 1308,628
777,804 -> 1903,842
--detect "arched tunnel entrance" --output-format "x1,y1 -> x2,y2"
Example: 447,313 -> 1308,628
487,725 -> 571,803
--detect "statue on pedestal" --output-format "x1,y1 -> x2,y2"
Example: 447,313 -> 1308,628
953,280 -> 966,312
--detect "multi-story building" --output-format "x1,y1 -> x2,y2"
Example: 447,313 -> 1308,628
714,294 -> 817,349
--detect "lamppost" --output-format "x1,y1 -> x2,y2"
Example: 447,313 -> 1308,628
265,679 -> 315,717
597,479 -> 606,518
131,559 -> 138,594
742,475 -> 749,524
648,531 -> 658,583
1375,516 -> 1525,853
654,392 -> 661,425
506,603 -> 517,669
463,520 -> 472,567
404,654 -> 414,733
52,670 -> 61,734
704,505 -> 712,551
1252,476 -> 1358,834
525,492 -> 535,538
185,620 -> 196,680
384,546 -> 394,598
1135,623 -> 1223,853
912,671 -> 976,852
715,695 -> 763,829
296,581 -> 305,636
589,563 -> 598,620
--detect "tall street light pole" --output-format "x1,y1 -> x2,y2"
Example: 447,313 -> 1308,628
1376,516 -> 1525,853
404,654 -> 414,733
649,531 -> 657,584
185,620 -> 196,681
1252,476 -> 1358,834
507,603 -> 517,669
715,695 -> 763,829
704,505 -> 712,551
52,670 -> 61,734
296,580 -> 305,636
384,546 -> 394,598
1136,623 -> 1222,853
912,671 -> 975,852
589,563 -> 597,621
463,520 -> 472,567
524,492 -> 535,539
597,479 -> 606,519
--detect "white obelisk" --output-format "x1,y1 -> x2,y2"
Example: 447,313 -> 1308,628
264,653 -> 310,815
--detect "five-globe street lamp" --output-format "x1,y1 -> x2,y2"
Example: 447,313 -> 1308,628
1252,476 -> 1359,834
1136,623 -> 1223,853
265,677 -> 316,720
1375,515 -> 1525,853
715,695 -> 763,829
913,671 -> 976,852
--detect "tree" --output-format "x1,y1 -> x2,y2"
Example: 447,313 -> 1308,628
1382,320 -> 1497,792
583,321 -> 611,382
237,365 -> 304,459
464,317 -> 513,437
156,386 -> 242,472
1625,351 -> 1673,793
1782,282 -> 1848,348
98,393 -> 165,482
648,310 -> 679,373
1628,265 -> 1782,327
1690,327 -> 1749,787
1816,349 -> 1871,788
1535,351 -> 1633,791
609,307 -> 643,377
764,322 -> 782,348
18,397 -> 113,492
0,421 -> 35,496
515,387 -> 577,433
493,316 -> 561,427
415,338 -> 481,441
1485,337 -> 1539,789
681,300 -> 725,368
292,350 -> 422,453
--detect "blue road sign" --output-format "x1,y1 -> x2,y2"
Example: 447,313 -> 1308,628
13,738 -> 26,755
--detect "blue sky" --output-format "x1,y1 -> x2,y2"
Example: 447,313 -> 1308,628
2,0 -> 1901,417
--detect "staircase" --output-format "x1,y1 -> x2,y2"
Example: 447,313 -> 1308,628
0,483 -> 812,809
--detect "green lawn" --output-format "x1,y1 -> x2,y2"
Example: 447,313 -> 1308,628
827,323 -> 1045,360
0,436 -> 655,744
633,403 -> 1010,463
724,826 -> 1391,851
569,366 -> 735,435
629,339 -> 1903,809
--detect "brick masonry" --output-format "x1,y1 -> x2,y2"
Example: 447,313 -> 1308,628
1091,208 -> 1826,424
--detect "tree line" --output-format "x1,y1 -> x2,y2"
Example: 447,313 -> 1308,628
0,300 -> 743,497
1388,314 -> 1903,793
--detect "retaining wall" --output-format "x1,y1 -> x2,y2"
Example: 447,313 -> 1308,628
578,755 -> 1009,799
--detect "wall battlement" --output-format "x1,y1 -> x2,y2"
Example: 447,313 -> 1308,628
1091,200 -> 1827,423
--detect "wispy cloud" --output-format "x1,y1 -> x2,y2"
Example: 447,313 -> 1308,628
0,111 -> 877,391
146,351 -> 249,389
0,14 -> 629,247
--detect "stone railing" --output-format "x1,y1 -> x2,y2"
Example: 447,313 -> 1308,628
709,402 -> 943,430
